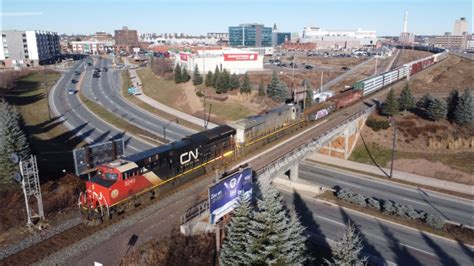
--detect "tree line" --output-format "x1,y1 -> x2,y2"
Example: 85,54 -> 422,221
219,185 -> 367,265
382,85 -> 473,126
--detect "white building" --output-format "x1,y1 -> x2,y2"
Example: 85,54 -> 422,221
174,49 -> 263,75
71,40 -> 107,54
300,26 -> 377,48
0,30 -> 60,68
453,17 -> 469,35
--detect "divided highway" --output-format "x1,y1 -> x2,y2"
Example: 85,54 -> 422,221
82,57 -> 195,142
298,162 -> 474,227
50,60 -> 152,154
279,189 -> 473,266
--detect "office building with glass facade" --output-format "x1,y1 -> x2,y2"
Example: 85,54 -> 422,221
229,23 -> 272,47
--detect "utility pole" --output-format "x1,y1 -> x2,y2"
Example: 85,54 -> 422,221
319,71 -> 324,93
374,55 -> 378,75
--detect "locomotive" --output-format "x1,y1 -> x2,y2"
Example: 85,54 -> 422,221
79,50 -> 448,224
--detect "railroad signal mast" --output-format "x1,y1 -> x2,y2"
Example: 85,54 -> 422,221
11,154 -> 45,227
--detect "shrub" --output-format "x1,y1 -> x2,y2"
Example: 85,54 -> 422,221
196,91 -> 204,97
349,193 -> 367,207
366,119 -> 390,132
382,200 -> 397,215
424,213 -> 445,229
367,197 -> 381,210
405,206 -> 422,220
336,188 -> 353,200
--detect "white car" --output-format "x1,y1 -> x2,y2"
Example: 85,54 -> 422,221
68,89 -> 77,95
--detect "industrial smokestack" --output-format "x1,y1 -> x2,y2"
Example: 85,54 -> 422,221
403,11 -> 408,32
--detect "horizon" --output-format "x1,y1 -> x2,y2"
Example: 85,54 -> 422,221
1,0 -> 473,37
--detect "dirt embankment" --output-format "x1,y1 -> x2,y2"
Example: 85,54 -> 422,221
394,49 -> 433,67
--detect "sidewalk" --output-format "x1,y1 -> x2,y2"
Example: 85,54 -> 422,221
124,58 -> 217,129
305,153 -> 473,196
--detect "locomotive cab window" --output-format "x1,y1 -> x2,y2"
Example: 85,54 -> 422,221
104,173 -> 118,181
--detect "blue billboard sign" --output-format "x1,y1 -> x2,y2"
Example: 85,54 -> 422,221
208,167 -> 253,224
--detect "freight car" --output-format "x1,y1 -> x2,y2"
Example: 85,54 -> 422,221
79,125 -> 235,222
303,101 -> 336,121
328,90 -> 363,109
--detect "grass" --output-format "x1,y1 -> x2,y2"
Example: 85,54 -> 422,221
78,90 -> 164,144
349,142 -> 393,167
207,99 -> 255,121
137,67 -> 179,105
318,191 -> 474,245
121,70 -> 203,131
0,71 -> 87,178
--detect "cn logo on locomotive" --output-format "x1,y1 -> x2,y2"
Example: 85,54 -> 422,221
180,149 -> 199,165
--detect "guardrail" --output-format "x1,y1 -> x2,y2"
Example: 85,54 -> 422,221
180,199 -> 209,225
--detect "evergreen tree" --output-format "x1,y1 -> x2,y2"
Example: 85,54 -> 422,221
416,93 -> 434,110
212,66 -> 220,88
398,85 -> 415,114
267,70 -> 279,98
220,194 -> 253,266
192,64 -> 203,85
305,88 -> 314,109
221,69 -> 231,92
454,88 -> 473,126
258,80 -> 266,96
173,64 -> 182,83
205,71 -> 213,87
446,89 -> 460,122
251,186 -> 290,265
181,67 -> 189,82
382,89 -> 399,116
282,210 -> 308,265
427,98 -> 447,121
0,99 -> 30,186
326,223 -> 367,266
240,73 -> 251,94
230,74 -> 241,90
301,78 -> 312,90
271,81 -> 290,102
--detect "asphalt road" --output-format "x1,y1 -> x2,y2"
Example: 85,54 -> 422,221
298,162 -> 474,227
82,57 -> 195,142
49,59 -> 152,155
279,188 -> 474,266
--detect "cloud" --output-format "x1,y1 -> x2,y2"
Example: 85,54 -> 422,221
0,12 -> 43,17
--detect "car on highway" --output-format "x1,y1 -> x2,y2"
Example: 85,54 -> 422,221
74,71 -> 81,75
305,65 -> 314,70
71,79 -> 78,84
68,89 -> 77,95
93,73 -> 100,78
341,66 -> 350,71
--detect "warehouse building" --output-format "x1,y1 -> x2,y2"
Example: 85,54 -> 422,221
300,26 -> 377,49
174,49 -> 263,74
0,30 -> 60,68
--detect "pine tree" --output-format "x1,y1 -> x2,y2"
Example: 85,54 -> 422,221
305,88 -> 314,109
454,88 -> 473,126
0,99 -> 30,186
258,80 -> 266,96
326,223 -> 367,266
301,78 -> 312,90
267,70 -> 279,98
416,93 -> 433,110
220,194 -> 254,266
192,64 -> 203,85
398,85 -> 415,114
271,81 -> 290,102
427,98 -> 447,121
205,71 -> 213,87
221,69 -> 231,92
181,67 -> 189,82
382,89 -> 399,116
282,210 -> 308,265
212,66 -> 220,88
174,64 -> 182,83
229,74 -> 240,90
240,73 -> 251,94
446,89 -> 460,122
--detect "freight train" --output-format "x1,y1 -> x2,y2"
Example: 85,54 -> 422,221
79,49 -> 447,224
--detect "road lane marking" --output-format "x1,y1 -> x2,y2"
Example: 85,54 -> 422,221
315,215 -> 346,227
403,198 -> 429,206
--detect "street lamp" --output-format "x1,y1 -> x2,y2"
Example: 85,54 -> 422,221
163,118 -> 179,143
389,117 -> 397,178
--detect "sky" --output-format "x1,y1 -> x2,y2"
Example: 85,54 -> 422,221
1,0 -> 472,36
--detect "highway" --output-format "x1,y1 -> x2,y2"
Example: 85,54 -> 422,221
298,162 -> 474,227
278,189 -> 474,266
49,60 -> 152,154
82,57 -> 195,142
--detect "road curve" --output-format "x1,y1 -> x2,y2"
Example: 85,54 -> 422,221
49,59 -> 152,155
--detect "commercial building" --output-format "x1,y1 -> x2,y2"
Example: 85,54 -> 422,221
0,30 -> 60,68
271,23 -> 291,47
92,31 -> 114,42
300,26 -> 377,49
429,34 -> 468,49
399,11 -> 415,44
71,40 -> 106,54
453,17 -> 468,35
207,32 -> 229,40
229,23 -> 272,47
174,48 -> 263,75
114,26 -> 139,50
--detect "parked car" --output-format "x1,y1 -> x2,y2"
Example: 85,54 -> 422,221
341,66 -> 350,71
